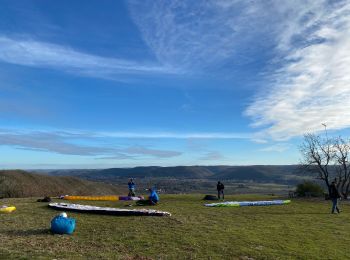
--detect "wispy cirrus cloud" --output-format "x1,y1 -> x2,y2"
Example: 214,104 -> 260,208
246,0 -> 350,140
127,0 -> 278,72
0,36 -> 177,79
0,130 -> 109,156
124,145 -> 181,158
199,151 -> 224,161
259,143 -> 291,153
94,131 -> 252,139
128,0 -> 350,140
127,0 -> 328,73
0,129 -> 182,159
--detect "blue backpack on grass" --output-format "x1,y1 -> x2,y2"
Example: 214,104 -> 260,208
51,216 -> 76,235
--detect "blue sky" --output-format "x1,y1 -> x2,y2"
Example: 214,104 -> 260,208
1,0 -> 350,169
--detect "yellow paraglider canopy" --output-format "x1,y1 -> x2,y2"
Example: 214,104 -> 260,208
0,206 -> 16,213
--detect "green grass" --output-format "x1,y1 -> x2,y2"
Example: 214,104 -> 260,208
1,194 -> 349,259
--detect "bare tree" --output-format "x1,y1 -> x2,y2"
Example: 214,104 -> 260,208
333,137 -> 350,198
300,129 -> 350,198
299,133 -> 334,194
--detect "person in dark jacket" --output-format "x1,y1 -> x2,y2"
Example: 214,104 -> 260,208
217,181 -> 224,200
329,181 -> 341,214
128,178 -> 136,197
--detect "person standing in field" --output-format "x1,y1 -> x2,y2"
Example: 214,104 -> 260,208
329,180 -> 341,214
128,178 -> 136,197
217,181 -> 224,200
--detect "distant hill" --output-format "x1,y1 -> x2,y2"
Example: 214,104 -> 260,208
100,166 -> 214,179
41,165 -> 305,184
213,165 -> 300,182
0,170 -> 123,198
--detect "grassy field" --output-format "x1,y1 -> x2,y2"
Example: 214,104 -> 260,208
1,194 -> 349,259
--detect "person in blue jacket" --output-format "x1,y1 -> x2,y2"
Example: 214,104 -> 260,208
136,188 -> 159,206
128,178 -> 136,196
149,188 -> 159,205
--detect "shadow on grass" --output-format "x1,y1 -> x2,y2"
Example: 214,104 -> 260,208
3,228 -> 51,237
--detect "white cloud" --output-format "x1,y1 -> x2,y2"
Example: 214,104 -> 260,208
199,151 -> 224,160
246,0 -> 350,140
94,131 -> 252,139
0,129 -> 182,158
0,36 -> 176,79
127,0 -> 279,72
128,0 -> 350,139
0,130 -> 108,156
3,1 -> 349,144
124,145 -> 181,158
259,143 -> 291,153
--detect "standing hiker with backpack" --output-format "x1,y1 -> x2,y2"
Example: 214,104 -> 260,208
217,181 -> 224,200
